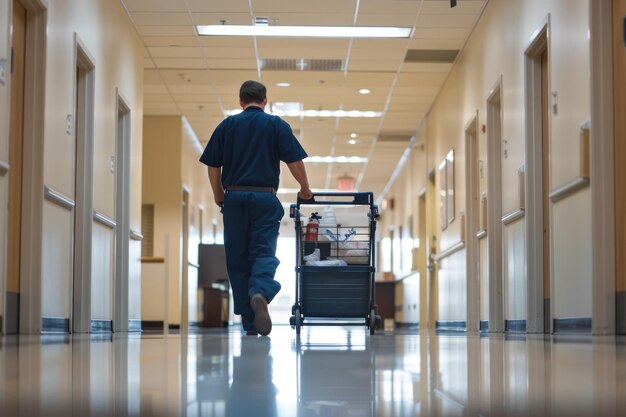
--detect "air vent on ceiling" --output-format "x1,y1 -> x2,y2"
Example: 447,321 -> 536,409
404,49 -> 459,63
261,58 -> 345,72
254,17 -> 269,26
377,134 -> 413,142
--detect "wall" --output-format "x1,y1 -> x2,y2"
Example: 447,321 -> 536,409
37,0 -> 144,324
0,0 -> 11,327
181,118 -> 219,323
381,0 -> 593,327
0,0 -> 144,329
142,116 -> 219,325
142,116 -> 182,324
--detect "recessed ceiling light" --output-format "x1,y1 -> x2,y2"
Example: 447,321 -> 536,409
350,133 -> 358,138
276,82 -> 291,87
196,25 -> 412,38
348,139 -> 357,145
357,88 -> 371,95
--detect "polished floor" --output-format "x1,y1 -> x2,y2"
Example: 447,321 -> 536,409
1,326 -> 625,417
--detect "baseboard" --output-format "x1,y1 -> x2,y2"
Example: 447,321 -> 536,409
553,317 -> 592,334
141,320 -> 164,331
505,319 -> 526,333
436,320 -> 466,332
6,291 -> 19,334
42,317 -> 70,333
90,320 -> 113,333
480,320 -> 489,332
128,319 -> 142,332
617,291 -> 626,335
395,322 -> 419,329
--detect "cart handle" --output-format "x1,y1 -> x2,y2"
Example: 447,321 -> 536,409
297,192 -> 374,207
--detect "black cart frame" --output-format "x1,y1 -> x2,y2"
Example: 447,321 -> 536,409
289,192 -> 382,335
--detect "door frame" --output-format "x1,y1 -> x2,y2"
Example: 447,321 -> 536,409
465,111 -> 480,333
486,76 -> 504,333
113,91 -> 131,332
524,17 -> 551,334
17,0 -> 47,334
72,33 -> 96,333
588,0 -> 617,335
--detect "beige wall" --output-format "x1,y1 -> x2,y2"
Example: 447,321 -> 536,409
0,0 -> 144,326
40,0 -> 144,321
142,116 -> 219,325
142,116 -> 182,324
0,0 -> 11,322
380,0 -> 593,325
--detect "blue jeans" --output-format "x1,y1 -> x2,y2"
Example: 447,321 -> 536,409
222,191 -> 283,331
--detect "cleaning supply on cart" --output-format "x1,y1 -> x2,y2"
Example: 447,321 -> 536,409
318,206 -> 337,242
305,259 -> 348,267
305,212 -> 321,241
303,248 -> 320,263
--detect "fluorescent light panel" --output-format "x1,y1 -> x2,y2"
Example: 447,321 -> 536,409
306,156 -> 368,164
224,109 -> 381,118
196,25 -> 412,38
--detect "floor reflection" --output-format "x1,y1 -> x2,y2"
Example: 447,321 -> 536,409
226,337 -> 277,417
1,327 -> 626,416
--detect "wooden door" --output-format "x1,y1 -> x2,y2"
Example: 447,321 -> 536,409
541,48 -> 551,333
7,0 -> 27,330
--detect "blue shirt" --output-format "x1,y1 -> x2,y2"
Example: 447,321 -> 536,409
199,106 -> 308,190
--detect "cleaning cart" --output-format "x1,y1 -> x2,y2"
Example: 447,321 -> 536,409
289,192 -> 381,335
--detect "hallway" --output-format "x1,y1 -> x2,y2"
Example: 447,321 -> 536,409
1,326 -> 625,417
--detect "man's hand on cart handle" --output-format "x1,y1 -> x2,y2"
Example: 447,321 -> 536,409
299,187 -> 314,201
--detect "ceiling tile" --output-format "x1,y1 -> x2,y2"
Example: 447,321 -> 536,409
187,0 -> 250,13
416,13 -> 479,28
121,0 -> 188,13
252,0 -> 356,14
192,12 -> 252,25
420,0 -> 486,15
412,27 -> 472,40
130,12 -> 192,25
359,0 -> 421,16
206,59 -> 258,70
153,58 -> 206,69
142,36 -> 199,47
137,26 -> 197,37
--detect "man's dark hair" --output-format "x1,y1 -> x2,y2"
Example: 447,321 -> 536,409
239,80 -> 267,104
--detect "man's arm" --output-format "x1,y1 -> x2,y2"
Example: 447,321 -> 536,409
208,166 -> 225,206
287,160 -> 313,200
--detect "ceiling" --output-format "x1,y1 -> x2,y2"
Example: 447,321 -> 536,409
119,0 -> 487,202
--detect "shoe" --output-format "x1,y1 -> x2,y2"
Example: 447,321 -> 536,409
250,294 -> 272,336
246,330 -> 258,336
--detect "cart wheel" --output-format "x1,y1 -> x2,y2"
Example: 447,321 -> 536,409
295,308 -> 302,335
369,309 -> 376,335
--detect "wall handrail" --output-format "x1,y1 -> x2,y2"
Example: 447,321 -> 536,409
549,177 -> 590,203
502,208 -> 525,225
433,241 -> 466,263
44,186 -> 75,211
93,210 -> 116,229
130,230 -> 143,241
0,160 -> 9,176
141,256 -> 165,263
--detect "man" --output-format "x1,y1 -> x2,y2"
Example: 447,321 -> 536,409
200,80 -> 312,336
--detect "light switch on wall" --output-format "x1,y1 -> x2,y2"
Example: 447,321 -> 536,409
0,58 -> 7,85
66,114 -> 73,136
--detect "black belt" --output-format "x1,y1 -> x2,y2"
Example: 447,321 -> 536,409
226,185 -> 277,194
